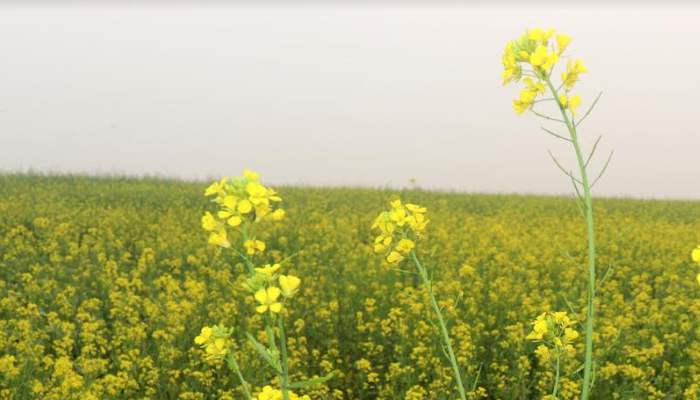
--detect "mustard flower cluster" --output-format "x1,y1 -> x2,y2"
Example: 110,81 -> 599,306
692,245 -> 700,284
255,386 -> 311,400
246,268 -> 301,314
502,28 -> 587,115
371,200 -> 429,263
194,325 -> 233,361
201,170 -> 285,248
526,311 -> 579,364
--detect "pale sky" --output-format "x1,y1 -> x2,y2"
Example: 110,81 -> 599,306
1,2 -> 699,199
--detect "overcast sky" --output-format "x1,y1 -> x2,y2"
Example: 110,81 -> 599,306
0,2 -> 698,199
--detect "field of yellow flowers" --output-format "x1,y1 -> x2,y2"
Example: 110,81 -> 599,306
2,173 -> 700,400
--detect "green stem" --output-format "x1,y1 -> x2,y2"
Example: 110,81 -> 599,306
278,316 -> 291,400
552,352 -> 561,400
543,76 -> 596,400
410,250 -> 467,400
264,314 -> 279,360
227,352 -> 253,400
240,222 -> 255,275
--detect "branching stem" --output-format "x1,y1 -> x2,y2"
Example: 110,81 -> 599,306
410,250 -> 467,400
543,76 -> 596,400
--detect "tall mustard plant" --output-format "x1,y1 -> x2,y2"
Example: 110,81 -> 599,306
371,200 -> 469,400
195,170 -> 333,400
502,28 -> 609,400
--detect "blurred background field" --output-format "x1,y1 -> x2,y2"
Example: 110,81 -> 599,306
1,174 -> 700,400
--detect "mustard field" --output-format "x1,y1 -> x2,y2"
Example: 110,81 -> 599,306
1,174 -> 700,400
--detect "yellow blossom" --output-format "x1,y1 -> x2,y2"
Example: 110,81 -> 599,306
237,199 -> 253,214
254,286 -> 283,314
526,313 -> 548,340
529,45 -> 559,72
387,251 -> 404,263
524,77 -> 546,94
528,28 -> 555,42
556,34 -> 571,53
272,209 -> 285,220
564,327 -> 579,342
255,386 -> 311,400
691,245 -> 700,263
395,239 -> 415,254
207,227 -> 230,248
513,89 -> 537,115
244,239 -> 266,255
243,169 -> 259,181
405,203 -> 426,213
279,275 -> 301,298
205,177 -> 228,196
255,263 -> 281,275
194,326 -> 212,345
561,59 -> 588,91
193,325 -> 232,361
201,212 -> 217,231
535,344 -> 551,361
559,94 -> 581,116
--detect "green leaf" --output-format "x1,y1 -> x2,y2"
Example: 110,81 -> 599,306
245,332 -> 282,374
288,371 -> 335,389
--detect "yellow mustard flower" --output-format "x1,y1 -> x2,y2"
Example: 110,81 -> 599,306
271,208 -> 285,221
218,196 -> 244,227
194,326 -> 212,346
256,386 -> 311,400
535,344 -> 551,362
528,28 -> 555,42
691,245 -> 700,264
526,313 -> 548,340
524,77 -> 546,95
561,59 -> 588,91
556,34 -> 571,54
387,251 -> 404,264
564,327 -> 579,342
255,263 -> 281,275
513,89 -> 538,115
395,239 -> 415,254
201,212 -> 218,231
559,94 -> 581,116
279,275 -> 301,298
405,203 -> 426,213
502,41 -> 522,85
529,45 -> 559,72
243,169 -> 259,181
205,177 -> 228,196
237,199 -> 253,214
244,239 -> 266,255
254,287 -> 283,314
194,325 -> 232,361
372,200 -> 429,264
373,234 -> 393,253
207,227 -> 230,248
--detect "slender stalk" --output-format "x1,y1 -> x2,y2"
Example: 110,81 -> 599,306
410,250 -> 467,400
240,223 -> 255,275
542,76 -> 596,400
227,352 -> 253,400
242,223 -> 285,397
278,316 -> 291,400
551,352 -> 561,400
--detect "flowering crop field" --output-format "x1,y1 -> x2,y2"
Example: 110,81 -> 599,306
1,174 -> 700,400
